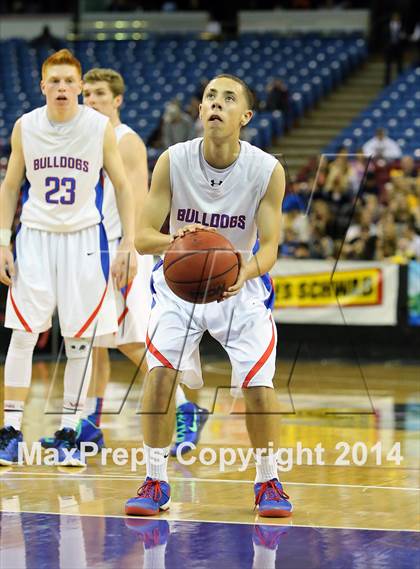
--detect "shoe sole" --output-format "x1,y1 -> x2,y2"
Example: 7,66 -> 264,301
125,498 -> 171,517
0,458 -> 16,466
57,459 -> 87,467
258,508 -> 293,518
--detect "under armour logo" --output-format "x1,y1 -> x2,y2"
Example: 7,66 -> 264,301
210,179 -> 223,187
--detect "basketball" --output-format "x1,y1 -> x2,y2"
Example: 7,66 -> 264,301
163,230 -> 240,303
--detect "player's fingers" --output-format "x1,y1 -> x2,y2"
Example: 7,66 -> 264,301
0,269 -> 11,286
7,258 -> 15,278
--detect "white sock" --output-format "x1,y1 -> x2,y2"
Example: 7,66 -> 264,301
255,452 -> 279,483
84,397 -> 97,417
144,543 -> 167,569
253,543 -> 276,569
175,385 -> 187,408
4,400 -> 24,431
3,330 -> 38,430
144,443 -> 170,482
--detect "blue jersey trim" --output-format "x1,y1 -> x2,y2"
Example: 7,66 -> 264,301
150,258 -> 163,309
99,222 -> 109,282
95,169 -> 105,221
252,237 -> 275,310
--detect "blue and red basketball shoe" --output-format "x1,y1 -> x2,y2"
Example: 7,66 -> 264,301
125,478 -> 171,516
170,402 -> 209,456
0,426 -> 23,465
125,519 -> 170,548
253,523 -> 291,549
254,479 -> 293,517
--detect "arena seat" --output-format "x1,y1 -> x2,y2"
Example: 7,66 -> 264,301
0,33 -> 367,162
324,66 -> 420,158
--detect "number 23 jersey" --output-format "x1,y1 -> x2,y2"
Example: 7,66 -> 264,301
20,105 -> 109,232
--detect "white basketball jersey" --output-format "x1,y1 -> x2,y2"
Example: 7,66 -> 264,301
20,105 -> 109,232
169,138 -> 278,256
102,123 -> 136,240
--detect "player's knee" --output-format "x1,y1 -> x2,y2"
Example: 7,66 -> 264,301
243,385 -> 270,411
9,330 -> 39,354
145,367 -> 177,409
64,337 -> 91,360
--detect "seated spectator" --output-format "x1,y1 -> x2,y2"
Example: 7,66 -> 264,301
346,208 -> 378,243
396,221 -> 420,261
162,100 -> 194,149
30,25 -> 61,51
348,150 -> 369,194
279,227 -> 301,258
265,79 -> 290,113
308,226 -> 334,259
325,148 -> 351,194
362,128 -> 402,161
265,79 -> 292,127
282,194 -> 310,243
390,155 -> 419,196
376,217 -> 398,259
364,170 -> 382,195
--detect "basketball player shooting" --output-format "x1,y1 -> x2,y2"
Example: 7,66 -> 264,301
125,74 -> 292,517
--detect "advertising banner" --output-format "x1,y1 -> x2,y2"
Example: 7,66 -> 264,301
271,260 -> 399,325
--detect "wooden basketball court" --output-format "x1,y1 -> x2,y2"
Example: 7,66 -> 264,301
1,357 -> 419,567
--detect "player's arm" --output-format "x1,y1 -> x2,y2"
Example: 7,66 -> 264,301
135,150 -> 173,254
224,162 -> 285,298
118,133 -> 148,236
103,122 -> 137,287
0,120 -> 25,285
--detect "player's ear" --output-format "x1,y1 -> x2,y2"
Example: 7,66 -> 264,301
40,80 -> 46,96
198,102 -> 203,121
241,110 -> 253,127
114,94 -> 123,109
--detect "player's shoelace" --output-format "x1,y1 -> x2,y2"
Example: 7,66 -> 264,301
175,414 -> 189,443
137,479 -> 164,502
0,427 -> 18,449
255,480 -> 290,507
54,428 -> 77,448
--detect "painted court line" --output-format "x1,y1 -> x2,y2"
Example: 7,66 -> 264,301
1,509 -> 419,534
2,472 -> 420,492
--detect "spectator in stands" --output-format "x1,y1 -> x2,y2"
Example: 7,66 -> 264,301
396,220 -> 420,261
376,216 -> 398,259
384,12 -> 406,86
343,208 -> 378,260
348,150 -> 369,194
390,155 -> 419,196
324,148 -> 351,195
282,193 -> 310,243
265,79 -> 291,125
30,25 -> 61,51
308,226 -> 334,260
362,128 -> 402,161
162,99 -> 194,149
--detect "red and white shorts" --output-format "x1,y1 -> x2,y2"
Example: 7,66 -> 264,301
146,263 -> 277,391
94,238 -> 153,348
5,224 -> 117,338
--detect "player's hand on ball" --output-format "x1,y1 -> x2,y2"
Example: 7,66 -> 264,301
112,242 -> 138,289
221,252 -> 246,300
0,246 -> 15,286
172,224 -> 217,241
